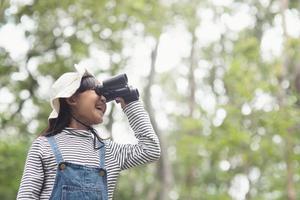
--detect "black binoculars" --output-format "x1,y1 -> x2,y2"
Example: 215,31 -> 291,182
95,74 -> 139,104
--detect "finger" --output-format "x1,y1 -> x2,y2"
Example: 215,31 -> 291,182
116,97 -> 125,103
115,97 -> 121,103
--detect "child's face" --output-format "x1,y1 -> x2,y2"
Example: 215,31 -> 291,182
70,89 -> 107,125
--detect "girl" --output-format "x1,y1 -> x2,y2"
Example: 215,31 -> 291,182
17,66 -> 161,199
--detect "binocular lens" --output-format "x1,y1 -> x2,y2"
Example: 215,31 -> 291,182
102,74 -> 128,89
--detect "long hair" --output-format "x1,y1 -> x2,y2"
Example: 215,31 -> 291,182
41,72 -> 98,137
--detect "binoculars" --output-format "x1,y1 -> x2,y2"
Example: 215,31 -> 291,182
95,74 -> 139,104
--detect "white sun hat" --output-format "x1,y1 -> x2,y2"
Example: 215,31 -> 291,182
48,64 -> 93,119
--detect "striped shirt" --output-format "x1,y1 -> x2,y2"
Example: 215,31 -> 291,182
17,101 -> 161,200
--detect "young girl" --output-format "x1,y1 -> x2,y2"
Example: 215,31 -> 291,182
17,66 -> 161,200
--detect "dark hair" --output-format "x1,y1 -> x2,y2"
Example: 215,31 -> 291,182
41,72 -> 97,137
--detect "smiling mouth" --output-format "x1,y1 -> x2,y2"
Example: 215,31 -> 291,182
95,106 -> 105,113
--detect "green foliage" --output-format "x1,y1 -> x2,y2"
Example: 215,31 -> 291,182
0,140 -> 29,199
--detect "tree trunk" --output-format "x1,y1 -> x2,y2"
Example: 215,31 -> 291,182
105,58 -> 118,134
143,37 -> 173,200
280,1 -> 296,200
188,29 -> 197,117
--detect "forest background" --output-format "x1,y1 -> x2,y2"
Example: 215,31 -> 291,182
0,0 -> 300,199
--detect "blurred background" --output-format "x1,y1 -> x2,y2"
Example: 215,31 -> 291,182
0,0 -> 300,199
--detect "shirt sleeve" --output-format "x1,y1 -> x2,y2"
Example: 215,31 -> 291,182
17,137 -> 45,199
108,100 -> 161,170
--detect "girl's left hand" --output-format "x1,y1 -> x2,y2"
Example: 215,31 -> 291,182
115,97 -> 127,109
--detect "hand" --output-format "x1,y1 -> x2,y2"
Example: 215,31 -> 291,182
115,97 -> 127,109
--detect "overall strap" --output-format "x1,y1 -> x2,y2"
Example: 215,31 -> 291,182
98,141 -> 108,200
99,141 -> 105,169
47,136 -> 64,164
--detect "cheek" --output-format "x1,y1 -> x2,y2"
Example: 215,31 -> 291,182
78,97 -> 99,117
79,100 -> 95,113
74,92 -> 101,121
74,98 -> 91,114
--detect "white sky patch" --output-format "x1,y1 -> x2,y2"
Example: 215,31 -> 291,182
274,10 -> 300,38
19,89 -> 30,100
11,70 -> 28,81
221,4 -> 255,32
10,0 -> 34,6
111,114 -> 138,144
27,119 -> 39,134
20,14 -> 36,32
176,77 -> 188,95
0,88 -> 15,109
196,20 -> 223,46
21,99 -> 39,122
213,108 -> 227,127
0,23 -> 30,60
213,78 -> 226,95
272,134 -> 282,144
261,10 -> 300,61
260,26 -> 283,62
229,174 -> 250,200
123,35 -> 152,79
196,88 -> 217,115
241,103 -> 252,115
251,89 -> 276,112
74,46 -> 112,80
196,8 -> 225,46
248,167 -> 261,183
27,57 -> 40,76
151,84 -> 172,130
219,160 -> 231,171
36,75 -> 53,100
212,0 -> 233,7
156,23 -> 191,73
282,9 -> 300,38
88,45 -> 111,70
56,42 -> 71,57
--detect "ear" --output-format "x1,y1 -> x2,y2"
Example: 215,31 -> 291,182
66,95 -> 78,106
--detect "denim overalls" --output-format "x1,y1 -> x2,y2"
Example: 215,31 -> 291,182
47,136 -> 108,200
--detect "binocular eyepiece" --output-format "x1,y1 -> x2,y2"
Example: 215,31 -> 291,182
95,73 -> 139,104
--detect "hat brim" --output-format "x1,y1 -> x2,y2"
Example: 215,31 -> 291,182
48,65 -> 92,120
